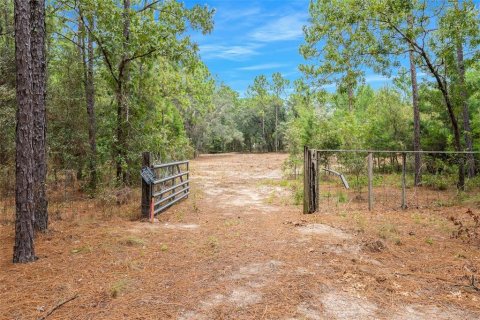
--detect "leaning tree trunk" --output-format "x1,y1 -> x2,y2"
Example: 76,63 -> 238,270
31,0 -> 48,232
431,73 -> 465,190
456,41 -> 475,178
411,43 -> 465,189
13,0 -> 36,263
429,70 -> 465,189
408,14 -> 422,186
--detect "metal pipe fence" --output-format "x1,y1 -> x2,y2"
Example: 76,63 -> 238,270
141,152 -> 190,219
304,147 -> 480,214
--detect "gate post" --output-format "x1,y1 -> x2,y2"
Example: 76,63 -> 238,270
141,152 -> 152,218
368,152 -> 373,211
310,149 -> 318,213
401,153 -> 407,209
303,147 -> 309,214
304,147 -> 319,214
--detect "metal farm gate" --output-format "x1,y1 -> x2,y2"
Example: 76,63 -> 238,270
141,152 -> 190,220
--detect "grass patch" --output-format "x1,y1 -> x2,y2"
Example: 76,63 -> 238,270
118,237 -> 146,247
71,245 -> 92,254
224,218 -> 241,227
110,279 -> 128,298
266,191 -> 276,204
425,237 -> 434,245
337,191 -> 348,203
378,223 -> 399,240
353,213 -> 366,232
206,236 -> 220,253
258,178 -> 303,205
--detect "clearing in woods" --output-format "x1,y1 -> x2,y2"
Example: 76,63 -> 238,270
1,153 -> 480,319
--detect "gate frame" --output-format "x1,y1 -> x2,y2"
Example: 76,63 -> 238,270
141,151 -> 190,219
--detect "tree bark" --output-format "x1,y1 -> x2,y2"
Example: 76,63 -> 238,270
408,14 -> 422,186
81,13 -> 98,190
347,85 -> 354,112
393,20 -> 465,189
424,61 -> 465,190
456,39 -> 475,178
31,0 -> 48,232
275,103 -> 278,152
115,0 -> 130,184
13,0 -> 36,262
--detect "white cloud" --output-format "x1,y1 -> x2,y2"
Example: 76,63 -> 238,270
249,13 -> 307,42
237,63 -> 288,71
200,44 -> 262,61
365,74 -> 391,83
217,7 -> 262,22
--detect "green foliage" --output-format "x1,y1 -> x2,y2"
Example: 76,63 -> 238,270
2,0 -> 480,198
422,175 -> 451,191
0,2 -> 15,167
337,191 -> 348,203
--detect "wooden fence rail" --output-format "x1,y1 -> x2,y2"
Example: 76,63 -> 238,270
141,152 -> 190,219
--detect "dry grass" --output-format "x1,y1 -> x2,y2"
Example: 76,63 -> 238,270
1,153 -> 480,319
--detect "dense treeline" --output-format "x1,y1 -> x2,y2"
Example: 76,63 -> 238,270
1,0 -> 479,188
299,0 -> 480,189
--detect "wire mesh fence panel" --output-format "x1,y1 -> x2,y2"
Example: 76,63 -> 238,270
314,150 -> 480,214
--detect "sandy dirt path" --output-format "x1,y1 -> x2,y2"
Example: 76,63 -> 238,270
1,153 -> 480,319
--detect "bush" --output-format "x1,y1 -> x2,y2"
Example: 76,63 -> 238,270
423,175 -> 451,191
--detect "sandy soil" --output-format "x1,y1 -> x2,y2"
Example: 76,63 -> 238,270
1,153 -> 480,319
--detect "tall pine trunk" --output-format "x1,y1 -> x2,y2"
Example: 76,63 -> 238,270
347,85 -> 354,112
31,0 -> 47,231
13,0 -> 36,263
426,63 -> 465,189
275,104 -> 278,152
115,0 -> 130,184
81,14 -> 98,190
408,14 -> 422,186
456,40 -> 475,177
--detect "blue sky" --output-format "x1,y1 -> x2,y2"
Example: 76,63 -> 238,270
185,0 -> 392,95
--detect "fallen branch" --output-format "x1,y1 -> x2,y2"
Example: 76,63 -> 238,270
38,294 -> 78,320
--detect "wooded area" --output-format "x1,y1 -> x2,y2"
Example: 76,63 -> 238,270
1,0 -> 480,264
3,1 -> 480,318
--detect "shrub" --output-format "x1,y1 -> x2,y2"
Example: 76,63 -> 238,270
423,175 -> 450,191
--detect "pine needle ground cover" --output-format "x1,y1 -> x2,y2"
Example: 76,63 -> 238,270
1,153 -> 480,319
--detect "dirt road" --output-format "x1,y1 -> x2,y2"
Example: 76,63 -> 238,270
1,153 -> 480,319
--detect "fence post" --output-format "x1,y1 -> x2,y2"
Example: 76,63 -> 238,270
141,151 -> 152,218
303,146 -> 310,214
401,153 -> 407,209
303,147 -> 319,214
186,161 -> 190,198
315,150 -> 320,212
310,149 -> 318,213
368,152 -> 373,211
